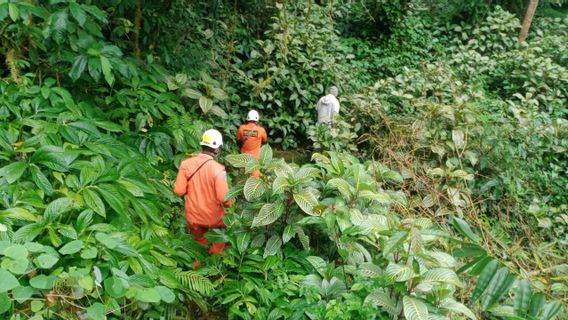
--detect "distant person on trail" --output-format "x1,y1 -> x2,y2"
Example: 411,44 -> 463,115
237,110 -> 268,177
174,129 -> 231,258
316,85 -> 340,126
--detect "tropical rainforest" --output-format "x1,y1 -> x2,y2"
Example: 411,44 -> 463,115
0,0 -> 567,319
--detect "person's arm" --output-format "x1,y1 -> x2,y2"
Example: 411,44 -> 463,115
261,127 -> 267,143
173,161 -> 188,196
236,126 -> 243,142
215,170 -> 232,208
334,98 -> 340,114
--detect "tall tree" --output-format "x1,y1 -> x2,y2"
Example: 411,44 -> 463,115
518,0 -> 539,43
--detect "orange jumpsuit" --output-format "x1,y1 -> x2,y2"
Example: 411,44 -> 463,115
174,153 -> 231,254
237,122 -> 268,177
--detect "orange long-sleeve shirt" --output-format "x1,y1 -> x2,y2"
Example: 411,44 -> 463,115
237,122 -> 267,159
174,153 -> 231,226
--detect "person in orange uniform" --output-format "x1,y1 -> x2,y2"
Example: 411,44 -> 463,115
236,110 -> 268,177
174,129 -> 231,256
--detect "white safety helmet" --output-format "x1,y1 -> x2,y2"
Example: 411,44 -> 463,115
246,110 -> 260,122
200,129 -> 223,149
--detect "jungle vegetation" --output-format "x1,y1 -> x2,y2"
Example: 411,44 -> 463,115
0,0 -> 567,319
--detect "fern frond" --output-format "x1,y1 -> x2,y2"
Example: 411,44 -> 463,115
175,270 -> 214,296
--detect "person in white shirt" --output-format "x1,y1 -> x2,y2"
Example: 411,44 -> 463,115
316,86 -> 340,126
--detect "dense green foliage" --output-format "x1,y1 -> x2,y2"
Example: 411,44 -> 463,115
0,0 -> 566,319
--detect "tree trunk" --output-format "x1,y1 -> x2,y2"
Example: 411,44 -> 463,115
518,0 -> 539,43
133,0 -> 142,59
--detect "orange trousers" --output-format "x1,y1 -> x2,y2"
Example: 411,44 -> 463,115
186,222 -> 226,254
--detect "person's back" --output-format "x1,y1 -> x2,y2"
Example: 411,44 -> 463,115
174,153 -> 230,226
174,129 -> 231,257
316,86 -> 340,125
237,110 -> 268,159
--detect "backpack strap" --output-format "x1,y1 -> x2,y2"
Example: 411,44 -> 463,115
187,159 -> 213,183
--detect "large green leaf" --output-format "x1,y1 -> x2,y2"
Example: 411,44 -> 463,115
0,292 -> 10,314
224,185 -> 243,202
514,279 -> 531,317
81,247 -> 98,259
117,179 -> 144,197
6,259 -> 28,275
528,293 -> 545,318
358,190 -> 391,205
421,268 -> 461,286
199,96 -> 213,113
403,296 -> 429,320
306,256 -> 327,278
69,2 -> 86,26
258,144 -> 273,164
82,188 -> 106,217
51,87 -> 76,110
95,233 -> 117,249
243,176 -> 266,201
95,184 -> 126,214
326,178 -> 354,199
365,290 -> 398,315
29,165 -> 53,195
3,245 -> 28,260
383,230 -> 410,257
29,275 -> 56,290
8,3 -> 19,21
44,197 -> 77,220
441,299 -> 477,320
0,161 -> 27,184
104,276 -> 126,298
0,208 -> 38,222
539,301 -> 562,320
250,233 -> 266,248
86,302 -> 106,320
282,224 -> 294,244
244,158 -> 261,174
155,285 -> 176,303
31,145 -> 75,172
35,254 -> 59,269
293,189 -> 318,216
59,240 -> 83,255
481,267 -> 514,310
100,55 -> 114,86
295,226 -> 310,250
471,259 -> 499,302
235,232 -> 250,254
181,88 -> 202,99
0,269 -> 20,293
50,10 -> 69,44
135,287 -> 161,303
263,235 -> 282,258
12,223 -> 45,243
358,263 -> 383,278
452,216 -> 480,243
386,263 -> 415,282
294,166 -> 319,183
252,203 -> 283,227
272,176 -> 291,194
225,154 -> 255,168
